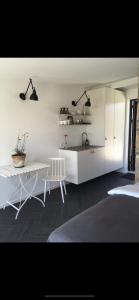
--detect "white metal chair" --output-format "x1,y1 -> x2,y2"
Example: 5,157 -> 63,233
42,158 -> 67,204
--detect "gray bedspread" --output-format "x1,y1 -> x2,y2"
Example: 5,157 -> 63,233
47,195 -> 139,242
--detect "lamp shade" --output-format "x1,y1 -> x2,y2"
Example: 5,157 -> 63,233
72,100 -> 77,106
30,88 -> 38,101
19,93 -> 26,100
85,98 -> 91,107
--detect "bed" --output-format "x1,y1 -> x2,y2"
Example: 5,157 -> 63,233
47,195 -> 139,242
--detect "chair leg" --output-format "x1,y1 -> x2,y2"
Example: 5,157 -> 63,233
44,181 -> 47,203
63,181 -> 67,195
60,181 -> 64,204
48,181 -> 51,195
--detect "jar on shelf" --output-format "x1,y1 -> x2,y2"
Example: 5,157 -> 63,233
67,115 -> 73,124
60,108 -> 64,114
65,108 -> 69,114
59,107 -> 70,114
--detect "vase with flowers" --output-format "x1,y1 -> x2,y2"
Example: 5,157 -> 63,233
11,132 -> 29,167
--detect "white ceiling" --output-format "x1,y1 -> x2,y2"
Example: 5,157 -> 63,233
0,57 -> 139,87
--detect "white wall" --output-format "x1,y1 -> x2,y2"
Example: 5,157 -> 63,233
123,87 -> 138,172
1,77 -> 134,208
0,79 -> 92,208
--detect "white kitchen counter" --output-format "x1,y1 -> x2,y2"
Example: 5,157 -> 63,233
59,146 -> 105,184
59,145 -> 104,152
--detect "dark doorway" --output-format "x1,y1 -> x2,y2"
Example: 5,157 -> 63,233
128,99 -> 138,171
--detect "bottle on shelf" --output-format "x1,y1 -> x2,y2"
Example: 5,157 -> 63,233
64,134 -> 68,148
59,107 -> 70,114
60,107 -> 64,114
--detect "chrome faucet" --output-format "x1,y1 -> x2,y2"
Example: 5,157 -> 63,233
82,132 -> 89,146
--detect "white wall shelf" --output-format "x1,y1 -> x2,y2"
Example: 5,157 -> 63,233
59,110 -> 92,125
59,113 -> 91,116
59,123 -> 92,126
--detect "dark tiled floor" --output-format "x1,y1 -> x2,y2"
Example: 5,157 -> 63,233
0,171 -> 133,242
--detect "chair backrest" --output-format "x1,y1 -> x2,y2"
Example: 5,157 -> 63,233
48,158 -> 66,177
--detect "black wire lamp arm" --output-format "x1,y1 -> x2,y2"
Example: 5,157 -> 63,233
72,90 -> 91,106
19,78 -> 38,101
29,78 -> 33,89
19,79 -> 32,100
72,91 -> 86,106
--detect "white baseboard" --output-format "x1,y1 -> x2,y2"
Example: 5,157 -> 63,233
118,167 -> 135,174
118,167 -> 128,173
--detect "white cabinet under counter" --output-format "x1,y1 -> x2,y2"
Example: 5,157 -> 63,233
59,149 -> 78,184
59,146 -> 105,184
78,147 -> 105,184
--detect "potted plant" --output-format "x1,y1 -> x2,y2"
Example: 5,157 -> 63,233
11,132 -> 29,168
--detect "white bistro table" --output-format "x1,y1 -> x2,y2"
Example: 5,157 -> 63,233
0,162 -> 50,219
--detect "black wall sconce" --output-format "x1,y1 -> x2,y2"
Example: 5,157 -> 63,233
19,78 -> 38,101
72,90 -> 91,107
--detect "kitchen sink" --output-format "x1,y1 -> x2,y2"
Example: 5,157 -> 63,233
61,145 -> 104,151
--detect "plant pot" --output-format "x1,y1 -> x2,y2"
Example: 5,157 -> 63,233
11,153 -> 26,168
